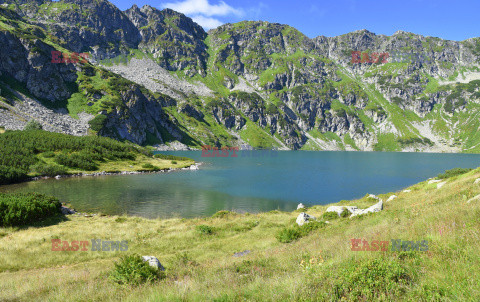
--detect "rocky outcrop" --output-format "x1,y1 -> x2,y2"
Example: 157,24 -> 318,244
1,2 -> 480,152
100,86 -> 187,145
326,200 -> 383,218
296,212 -> 316,226
125,6 -> 207,76
0,24 -> 77,102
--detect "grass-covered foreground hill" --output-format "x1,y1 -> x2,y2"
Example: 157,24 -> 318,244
0,167 -> 479,301
0,129 -> 194,185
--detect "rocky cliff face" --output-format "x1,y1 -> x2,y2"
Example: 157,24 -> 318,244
1,0 -> 480,152
125,6 -> 207,76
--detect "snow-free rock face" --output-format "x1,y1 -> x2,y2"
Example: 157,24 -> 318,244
1,2 -> 480,151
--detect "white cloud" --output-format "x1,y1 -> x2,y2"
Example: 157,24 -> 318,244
161,0 -> 245,29
191,15 -> 224,29
162,0 -> 242,17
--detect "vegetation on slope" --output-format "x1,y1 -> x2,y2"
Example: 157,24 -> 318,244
0,130 -> 194,185
0,192 -> 61,227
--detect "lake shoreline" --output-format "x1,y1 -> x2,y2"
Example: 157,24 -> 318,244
3,162 -> 201,187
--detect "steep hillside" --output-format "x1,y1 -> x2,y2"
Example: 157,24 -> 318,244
1,0 -> 480,151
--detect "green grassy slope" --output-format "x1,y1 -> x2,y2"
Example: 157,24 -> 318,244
1,167 -> 479,300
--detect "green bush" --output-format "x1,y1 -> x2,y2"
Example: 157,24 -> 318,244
24,119 -> 43,131
276,227 -> 302,243
109,254 -> 165,286
88,115 -> 107,132
55,153 -> 98,171
332,257 -> 413,300
171,160 -> 177,164
195,224 -> 215,235
32,162 -> 68,177
437,168 -> 472,179
142,163 -> 155,169
0,165 -> 28,185
0,193 -> 61,227
276,221 -> 326,243
340,208 -> 351,218
322,211 -> 339,220
41,151 -> 55,158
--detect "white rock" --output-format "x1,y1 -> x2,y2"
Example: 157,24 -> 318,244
368,194 -> 379,200
437,182 -> 447,189
55,175 -> 62,179
297,203 -> 306,210
403,189 -> 411,193
474,178 -> 480,184
142,256 -> 165,271
428,179 -> 442,184
350,200 -> 383,217
189,164 -> 199,170
296,212 -> 316,226
325,206 -> 358,217
386,195 -> 397,202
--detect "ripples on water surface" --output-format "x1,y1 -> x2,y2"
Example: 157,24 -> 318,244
2,151 -> 480,218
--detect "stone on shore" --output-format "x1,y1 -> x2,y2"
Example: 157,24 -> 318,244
325,206 -> 358,217
297,203 -> 306,210
60,206 -> 76,215
350,200 -> 383,217
296,212 -> 316,226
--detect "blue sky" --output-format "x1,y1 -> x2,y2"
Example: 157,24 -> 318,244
111,0 -> 480,41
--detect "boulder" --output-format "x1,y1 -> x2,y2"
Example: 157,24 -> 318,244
386,195 -> 397,202
60,206 -> 76,215
367,194 -> 379,200
142,256 -> 165,271
325,206 -> 358,217
474,178 -> 480,184
297,203 -> 306,210
350,200 -> 383,217
296,212 -> 316,226
403,189 -> 411,193
428,179 -> 442,184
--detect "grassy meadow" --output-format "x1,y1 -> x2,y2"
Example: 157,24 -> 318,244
0,167 -> 480,301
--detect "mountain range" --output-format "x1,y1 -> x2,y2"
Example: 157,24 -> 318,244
1,0 -> 480,152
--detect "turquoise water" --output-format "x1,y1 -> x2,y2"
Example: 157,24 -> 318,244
2,151 -> 480,218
